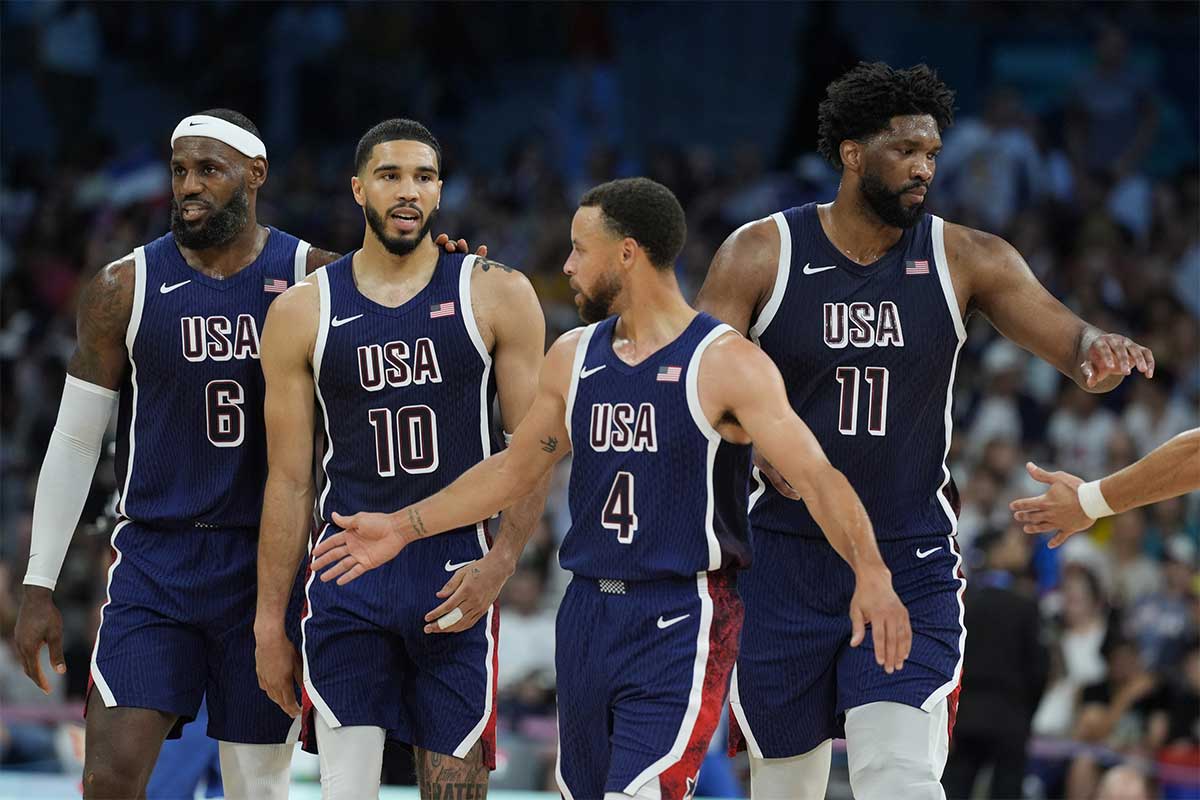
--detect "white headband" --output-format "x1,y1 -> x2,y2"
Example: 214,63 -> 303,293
171,115 -> 267,159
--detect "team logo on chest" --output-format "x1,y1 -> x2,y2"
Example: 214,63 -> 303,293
357,338 -> 443,390
589,402 -> 658,453
181,315 -> 261,361
823,301 -> 904,349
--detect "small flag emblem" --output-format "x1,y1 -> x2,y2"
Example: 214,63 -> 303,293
429,301 -> 456,319
657,365 -> 682,383
905,259 -> 929,275
263,278 -> 288,294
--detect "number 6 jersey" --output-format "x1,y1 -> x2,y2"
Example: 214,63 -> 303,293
311,252 -> 500,528
560,312 -> 752,581
115,228 -> 309,528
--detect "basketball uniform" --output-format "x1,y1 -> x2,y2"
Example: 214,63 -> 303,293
556,312 -> 750,800
301,252 -> 501,766
728,204 -> 967,759
91,228 -> 312,743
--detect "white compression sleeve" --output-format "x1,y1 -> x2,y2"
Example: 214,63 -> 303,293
219,741 -> 294,800
314,712 -> 385,800
24,375 -> 117,590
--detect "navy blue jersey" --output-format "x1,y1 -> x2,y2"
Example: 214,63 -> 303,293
115,228 -> 311,528
313,252 -> 499,528
748,204 -> 966,541
560,313 -> 752,580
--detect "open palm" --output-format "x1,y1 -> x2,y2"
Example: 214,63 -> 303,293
311,511 -> 411,585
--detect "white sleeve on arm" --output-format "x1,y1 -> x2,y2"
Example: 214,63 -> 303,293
24,375 -> 118,590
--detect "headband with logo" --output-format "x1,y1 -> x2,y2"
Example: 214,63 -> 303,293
170,115 -> 267,159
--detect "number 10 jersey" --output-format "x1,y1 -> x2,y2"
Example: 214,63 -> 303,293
311,252 -> 500,529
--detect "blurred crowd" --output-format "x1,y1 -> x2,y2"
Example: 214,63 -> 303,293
2,2 -> 1198,798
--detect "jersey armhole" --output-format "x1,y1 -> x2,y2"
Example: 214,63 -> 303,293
931,216 -> 967,342
457,254 -> 491,366
563,324 -> 598,446
294,240 -> 312,284
685,324 -> 735,441
312,267 -> 331,381
748,212 -> 792,343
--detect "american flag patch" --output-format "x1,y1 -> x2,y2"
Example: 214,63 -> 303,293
429,301 -> 456,319
656,365 -> 682,383
905,259 -> 930,275
263,278 -> 288,294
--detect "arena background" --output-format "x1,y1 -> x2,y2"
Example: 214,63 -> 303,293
1,2 -> 1198,798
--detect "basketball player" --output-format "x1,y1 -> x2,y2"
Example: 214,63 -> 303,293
308,177 -> 911,800
1012,427 -> 1199,546
694,63 -> 1155,799
11,110 -> 343,800
254,118 -> 549,799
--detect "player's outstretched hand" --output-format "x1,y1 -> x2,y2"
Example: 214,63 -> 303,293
1081,333 -> 1154,388
753,449 -> 802,500
849,565 -> 910,675
311,511 -> 411,585
14,586 -> 66,694
1010,462 -> 1090,548
423,553 -> 511,634
254,627 -> 303,717
434,233 -> 488,258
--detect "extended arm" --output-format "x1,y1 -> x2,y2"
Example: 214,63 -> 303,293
951,223 -> 1153,392
253,281 -> 320,716
16,258 -> 132,692
701,335 -> 911,673
1012,428 -> 1200,547
311,331 -> 579,585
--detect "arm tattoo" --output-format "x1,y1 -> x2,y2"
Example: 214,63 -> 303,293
68,259 -> 134,389
475,257 -> 514,274
408,507 -> 429,538
540,436 -> 558,453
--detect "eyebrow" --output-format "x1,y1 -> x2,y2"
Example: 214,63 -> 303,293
373,163 -> 439,176
170,157 -> 226,168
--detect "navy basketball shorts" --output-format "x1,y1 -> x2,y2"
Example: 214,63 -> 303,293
555,569 -> 743,800
729,530 -> 965,758
88,520 -> 305,743
300,522 -> 498,767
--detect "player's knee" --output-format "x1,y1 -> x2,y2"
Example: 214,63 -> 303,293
82,755 -> 148,799
848,752 -> 943,800
749,741 -> 833,800
219,741 -> 293,800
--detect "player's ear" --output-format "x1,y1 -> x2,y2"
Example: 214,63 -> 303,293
621,237 -> 638,268
247,157 -> 268,190
350,175 -> 366,208
840,140 -> 862,174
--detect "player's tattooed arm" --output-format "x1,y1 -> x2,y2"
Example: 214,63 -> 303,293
474,256 -> 515,273
66,258 -> 135,390
696,217 -> 781,336
540,436 -> 558,453
304,247 -> 342,274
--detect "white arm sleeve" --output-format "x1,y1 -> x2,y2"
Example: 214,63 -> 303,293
24,375 -> 118,590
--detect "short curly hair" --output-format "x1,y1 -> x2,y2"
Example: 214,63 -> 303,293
579,178 -> 686,271
817,62 -> 956,172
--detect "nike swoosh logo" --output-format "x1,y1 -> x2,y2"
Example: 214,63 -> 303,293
916,546 -> 944,559
159,280 -> 191,294
330,314 -> 363,328
657,614 -> 691,629
802,263 -> 838,275
188,121 -> 204,126
580,365 -> 607,379
445,559 -> 475,572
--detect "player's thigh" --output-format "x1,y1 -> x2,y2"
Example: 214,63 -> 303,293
414,742 -> 488,799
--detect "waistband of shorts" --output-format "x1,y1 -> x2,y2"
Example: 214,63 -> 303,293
116,517 -> 258,534
571,567 -> 738,596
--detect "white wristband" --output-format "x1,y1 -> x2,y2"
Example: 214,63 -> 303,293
1077,480 -> 1115,520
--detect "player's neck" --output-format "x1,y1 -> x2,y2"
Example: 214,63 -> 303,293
177,220 -> 268,279
613,271 -> 697,359
823,189 -> 904,265
357,233 -> 439,282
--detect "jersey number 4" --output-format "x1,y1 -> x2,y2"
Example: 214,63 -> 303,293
368,405 -> 439,476
602,471 -> 638,543
835,366 -> 889,436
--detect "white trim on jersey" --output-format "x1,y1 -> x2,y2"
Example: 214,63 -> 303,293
748,212 -> 792,343
563,324 -> 598,446
293,240 -> 312,285
313,267 -> 335,520
748,467 -> 768,511
925,215 -> 968,711
117,249 -> 146,517
90,519 -> 132,707
301,522 -> 342,728
728,665 -> 765,758
457,255 -> 494,461
555,708 -> 576,800
453,519 -> 497,759
624,571 -> 715,795
685,323 -> 735,571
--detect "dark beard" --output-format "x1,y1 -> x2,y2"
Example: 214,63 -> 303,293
578,273 -> 622,324
170,187 -> 251,249
365,203 -> 437,256
859,171 -> 926,229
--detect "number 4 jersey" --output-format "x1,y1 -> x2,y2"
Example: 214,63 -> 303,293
311,252 -> 501,528
115,228 -> 310,528
749,203 -> 967,542
561,313 -> 752,581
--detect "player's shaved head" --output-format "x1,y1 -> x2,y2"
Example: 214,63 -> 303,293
579,178 -> 686,271
355,119 -> 442,175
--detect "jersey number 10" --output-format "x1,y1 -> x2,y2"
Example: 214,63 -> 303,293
367,405 -> 440,476
835,366 -> 889,436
